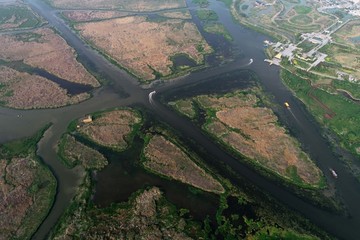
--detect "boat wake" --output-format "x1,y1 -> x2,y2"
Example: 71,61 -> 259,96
287,108 -> 302,125
149,90 -> 156,105
239,58 -> 254,68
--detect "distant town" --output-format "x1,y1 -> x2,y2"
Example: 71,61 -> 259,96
264,0 -> 360,83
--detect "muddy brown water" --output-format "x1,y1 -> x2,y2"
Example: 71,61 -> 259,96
0,0 -> 357,239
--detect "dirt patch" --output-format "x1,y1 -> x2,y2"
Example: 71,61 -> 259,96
195,91 -> 321,186
0,28 -> 99,87
60,134 -> 107,169
0,66 -> 89,109
75,16 -> 211,81
144,135 -> 224,194
77,109 -> 141,150
62,10 -> 128,22
51,0 -> 186,11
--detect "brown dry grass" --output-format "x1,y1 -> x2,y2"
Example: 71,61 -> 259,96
159,10 -> 192,19
0,66 -> 89,109
0,14 -> 26,30
62,10 -> 128,22
0,158 -> 35,239
198,92 -> 322,186
0,28 -> 99,86
78,109 -> 141,150
75,16 -> 211,81
51,0 -> 186,11
144,135 -> 224,194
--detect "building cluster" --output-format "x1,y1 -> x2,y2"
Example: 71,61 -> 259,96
316,0 -> 360,17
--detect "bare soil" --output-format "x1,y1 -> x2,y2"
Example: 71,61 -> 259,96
0,28 -> 99,87
0,66 -> 89,109
75,16 -> 211,81
144,135 -> 224,194
196,92 -> 322,186
78,109 -> 141,150
51,0 -> 186,11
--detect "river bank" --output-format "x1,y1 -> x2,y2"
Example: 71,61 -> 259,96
1,0 -> 358,239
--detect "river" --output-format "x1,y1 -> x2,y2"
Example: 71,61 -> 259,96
0,0 -> 358,239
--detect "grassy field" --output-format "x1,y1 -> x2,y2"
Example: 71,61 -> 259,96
281,70 -> 360,158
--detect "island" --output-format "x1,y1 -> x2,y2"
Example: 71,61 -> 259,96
52,107 -> 325,239
0,127 -> 56,239
171,88 -> 324,188
143,134 -> 225,194
0,2 -> 99,109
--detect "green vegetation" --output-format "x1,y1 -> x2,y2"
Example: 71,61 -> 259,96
0,124 -> 50,158
0,124 -> 56,240
204,22 -> 233,41
290,15 -> 313,25
51,185 -> 206,239
0,4 -> 42,30
58,134 -> 108,170
212,193 -> 320,240
192,0 -> 209,7
196,9 -> 219,21
52,106 -> 330,239
293,5 -> 312,15
281,70 -> 360,158
332,80 -> 360,99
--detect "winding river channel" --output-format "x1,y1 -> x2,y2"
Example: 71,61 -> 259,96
0,0 -> 359,239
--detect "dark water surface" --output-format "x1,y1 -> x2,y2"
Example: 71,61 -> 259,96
0,0 -> 355,239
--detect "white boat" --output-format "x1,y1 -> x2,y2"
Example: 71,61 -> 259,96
329,168 -> 338,178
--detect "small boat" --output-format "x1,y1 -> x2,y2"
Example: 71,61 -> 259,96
284,102 -> 290,108
329,168 -> 338,178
